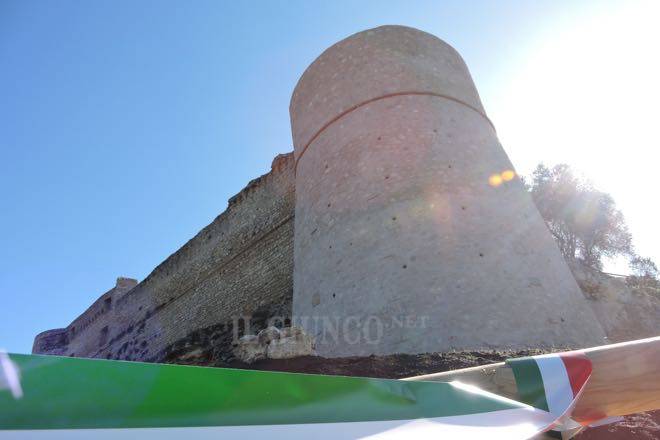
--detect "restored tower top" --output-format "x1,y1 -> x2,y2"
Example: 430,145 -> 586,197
290,25 -> 486,160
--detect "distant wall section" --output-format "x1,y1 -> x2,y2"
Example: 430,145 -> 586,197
33,153 -> 296,362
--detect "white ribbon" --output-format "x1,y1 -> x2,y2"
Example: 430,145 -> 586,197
0,350 -> 23,399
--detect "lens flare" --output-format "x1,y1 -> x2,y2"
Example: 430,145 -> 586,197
488,174 -> 503,187
501,170 -> 516,181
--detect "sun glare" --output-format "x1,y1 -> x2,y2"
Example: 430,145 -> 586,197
490,0 -> 660,271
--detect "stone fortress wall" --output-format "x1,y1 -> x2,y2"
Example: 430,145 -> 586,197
31,277 -> 137,356
34,153 -> 296,361
33,26 -> 660,362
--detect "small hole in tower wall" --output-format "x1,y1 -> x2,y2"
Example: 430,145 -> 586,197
479,253 -> 484,257
402,264 -> 407,269
392,216 -> 397,221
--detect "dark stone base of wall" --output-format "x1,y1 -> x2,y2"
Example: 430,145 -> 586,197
223,349 -> 543,378
151,300 -> 291,365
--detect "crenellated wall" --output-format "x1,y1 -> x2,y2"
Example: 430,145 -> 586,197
33,153 -> 296,362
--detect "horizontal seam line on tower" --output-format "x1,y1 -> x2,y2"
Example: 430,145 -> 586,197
294,91 -> 495,172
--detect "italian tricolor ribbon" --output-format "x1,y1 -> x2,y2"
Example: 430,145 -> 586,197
0,352 -> 608,439
507,351 -> 618,439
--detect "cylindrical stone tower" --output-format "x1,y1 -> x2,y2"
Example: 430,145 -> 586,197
290,25 -> 605,357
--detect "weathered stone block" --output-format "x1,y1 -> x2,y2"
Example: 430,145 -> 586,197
267,327 -> 314,359
233,335 -> 267,364
257,326 -> 281,345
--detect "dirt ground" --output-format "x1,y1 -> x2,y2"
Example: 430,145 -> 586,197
578,412 -> 660,439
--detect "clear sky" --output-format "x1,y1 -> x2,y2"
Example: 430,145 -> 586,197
2,0 -> 658,354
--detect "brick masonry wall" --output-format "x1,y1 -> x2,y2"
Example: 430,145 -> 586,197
33,153 -> 296,362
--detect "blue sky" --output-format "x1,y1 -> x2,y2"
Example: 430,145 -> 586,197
2,0 -> 656,354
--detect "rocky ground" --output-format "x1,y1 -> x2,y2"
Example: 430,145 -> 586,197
227,350 -> 539,377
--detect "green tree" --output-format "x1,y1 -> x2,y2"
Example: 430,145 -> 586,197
627,255 -> 660,292
528,164 -> 632,269
630,255 -> 659,278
